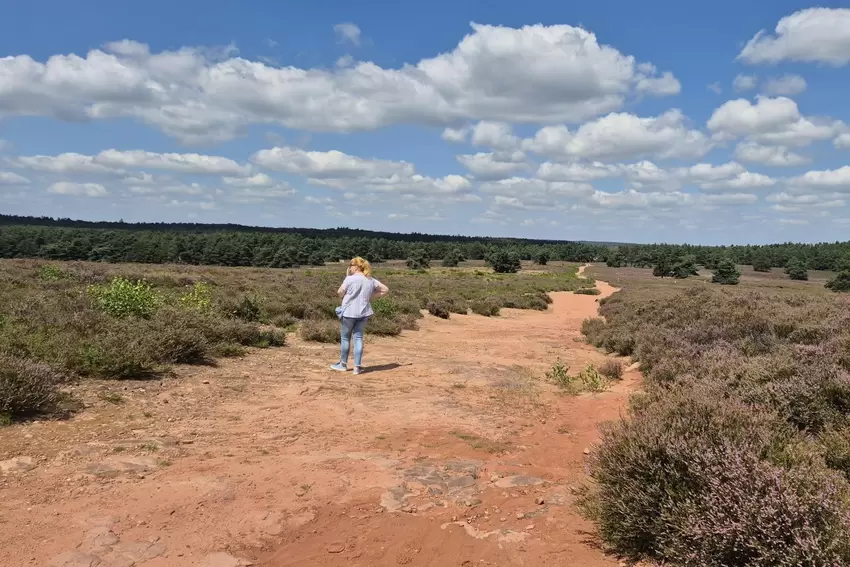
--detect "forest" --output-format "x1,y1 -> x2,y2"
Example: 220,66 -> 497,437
1,214 -> 849,271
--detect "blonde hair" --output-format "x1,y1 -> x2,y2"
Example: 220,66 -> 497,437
350,256 -> 372,278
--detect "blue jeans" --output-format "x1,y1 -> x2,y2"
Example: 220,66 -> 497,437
340,317 -> 368,368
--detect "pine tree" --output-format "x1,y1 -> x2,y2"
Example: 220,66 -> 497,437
712,258 -> 740,285
752,254 -> 771,272
785,258 -> 809,281
826,271 -> 850,292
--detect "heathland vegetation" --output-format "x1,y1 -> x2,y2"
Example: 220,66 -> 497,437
0,256 -> 592,423
581,266 -> 850,565
4,215 -> 850,564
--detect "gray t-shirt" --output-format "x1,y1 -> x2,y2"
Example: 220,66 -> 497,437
340,274 -> 382,318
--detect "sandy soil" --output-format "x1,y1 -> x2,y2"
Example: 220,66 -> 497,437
0,270 -> 639,567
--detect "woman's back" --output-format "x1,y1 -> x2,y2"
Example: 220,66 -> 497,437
340,273 -> 381,318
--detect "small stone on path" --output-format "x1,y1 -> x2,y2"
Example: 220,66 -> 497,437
326,542 -> 345,554
200,551 -> 255,567
48,551 -> 101,567
0,456 -> 36,474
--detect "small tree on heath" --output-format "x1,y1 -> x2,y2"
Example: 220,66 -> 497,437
712,258 -> 741,285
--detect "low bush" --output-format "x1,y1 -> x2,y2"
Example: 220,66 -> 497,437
299,319 -> 341,343
826,271 -> 850,293
38,264 -> 68,282
0,354 -> 63,418
470,298 -> 501,317
574,287 -> 601,295
426,301 -> 450,319
179,282 -> 213,313
548,363 -> 608,394
598,359 -> 624,380
88,277 -> 163,318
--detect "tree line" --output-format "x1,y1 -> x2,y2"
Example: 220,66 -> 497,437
1,215 -> 849,273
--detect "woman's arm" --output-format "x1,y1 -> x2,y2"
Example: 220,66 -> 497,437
372,280 -> 389,298
337,274 -> 350,298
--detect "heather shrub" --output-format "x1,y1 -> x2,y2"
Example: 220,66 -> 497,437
574,287 -> 601,295
659,448 -> 850,566
582,385 -> 805,563
821,425 -> 850,480
299,319 -> 341,343
226,295 -> 263,322
367,315 -> 407,336
581,317 -> 606,346
371,296 -> 399,318
580,281 -> 850,563
0,354 -> 63,417
470,298 -> 500,317
426,301 -> 450,319
599,359 -> 624,380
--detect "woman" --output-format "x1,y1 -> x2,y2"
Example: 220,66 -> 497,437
331,257 -> 389,375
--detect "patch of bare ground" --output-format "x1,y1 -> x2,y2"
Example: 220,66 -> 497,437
0,267 -> 639,567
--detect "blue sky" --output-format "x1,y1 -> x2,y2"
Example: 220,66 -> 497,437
2,1 -> 850,244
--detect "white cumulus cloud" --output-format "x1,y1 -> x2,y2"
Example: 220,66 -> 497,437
525,109 -> 711,162
48,181 -> 108,197
707,96 -> 843,146
456,151 -> 528,180
0,23 -> 680,143
333,23 -> 362,46
733,74 -> 758,92
733,141 -> 810,166
0,171 -> 30,185
738,8 -> 850,65
762,74 -> 807,96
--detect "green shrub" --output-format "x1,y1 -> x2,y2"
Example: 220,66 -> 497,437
826,271 -> 850,293
406,249 -> 430,270
545,360 -> 571,389
752,255 -> 771,272
535,251 -> 550,266
271,313 -> 299,329
575,288 -> 602,296
179,282 -> 213,313
785,258 -> 809,281
88,277 -> 163,318
549,363 -> 608,394
0,354 -> 63,418
228,295 -> 262,322
470,299 -> 500,317
38,264 -> 67,282
486,250 -> 521,274
371,296 -> 399,318
712,258 -> 741,285
442,248 -> 465,268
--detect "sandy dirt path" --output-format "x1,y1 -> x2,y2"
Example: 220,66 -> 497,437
1,269 -> 638,567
